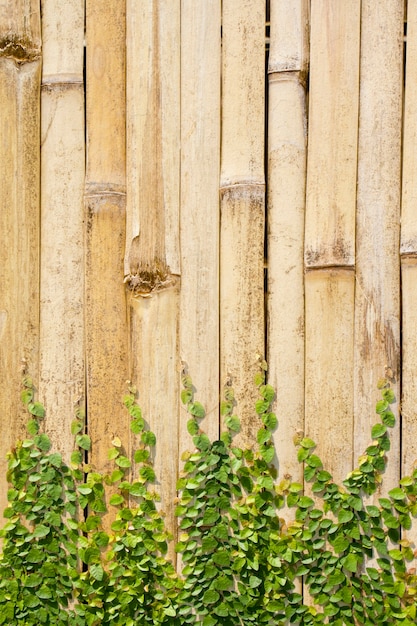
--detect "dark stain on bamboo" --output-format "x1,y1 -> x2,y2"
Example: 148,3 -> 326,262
0,35 -> 40,63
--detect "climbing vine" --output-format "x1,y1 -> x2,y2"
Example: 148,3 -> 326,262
0,371 -> 416,624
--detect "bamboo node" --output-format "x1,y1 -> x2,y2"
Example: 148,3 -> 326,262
0,35 -> 40,64
124,265 -> 177,298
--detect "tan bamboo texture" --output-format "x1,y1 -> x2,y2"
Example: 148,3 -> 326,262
0,0 -> 41,515
354,1 -> 403,495
84,0 -> 129,508
1,0 -> 417,566
40,0 -> 85,459
267,0 -> 308,489
304,0 -> 360,486
401,0 -> 417,550
179,0 -> 221,446
125,0 -> 181,545
220,0 -> 265,447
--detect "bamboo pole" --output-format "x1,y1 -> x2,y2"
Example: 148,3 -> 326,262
220,0 -> 265,447
267,0 -> 308,487
39,0 -> 85,459
85,0 -> 129,493
401,0 -> 417,551
304,0 -> 360,485
0,0 -> 41,514
126,0 -> 180,546
179,0 -> 221,446
354,1 -> 403,494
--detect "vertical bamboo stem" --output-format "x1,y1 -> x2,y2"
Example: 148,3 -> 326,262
40,0 -> 85,459
304,0 -> 360,485
85,0 -> 129,491
401,0 -> 417,550
0,0 -> 41,514
267,0 -> 308,486
354,1 -> 403,494
126,0 -> 180,547
220,0 -> 265,446
179,1 -> 221,445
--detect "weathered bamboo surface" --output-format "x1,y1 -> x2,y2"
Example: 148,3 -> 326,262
267,0 -> 308,486
126,0 -> 180,544
40,0 -> 85,459
0,0 -> 41,513
220,0 -> 265,447
1,0 -> 416,574
354,1 -> 403,494
179,0 -> 221,446
84,0 -> 129,504
304,1 -> 360,485
401,0 -> 417,553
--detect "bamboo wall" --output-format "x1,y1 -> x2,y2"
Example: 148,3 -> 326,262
0,0 -> 415,549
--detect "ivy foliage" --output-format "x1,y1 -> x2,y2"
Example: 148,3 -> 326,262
0,373 -> 417,624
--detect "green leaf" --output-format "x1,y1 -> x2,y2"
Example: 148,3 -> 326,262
257,428 -> 271,445
388,487 -> 406,500
188,401 -> 205,418
141,431 -> 157,447
255,399 -> 269,415
134,448 -> 150,463
35,433 -> 51,452
187,419 -> 199,436
90,564 -> 104,581
262,412 -> 278,430
371,423 -> 387,439
28,402 -> 45,418
225,415 -> 240,432
71,419 -> 84,435
115,456 -> 131,469
21,388 -> 33,405
343,553 -> 359,573
33,524 -> 50,538
76,434 -> 91,451
300,437 -> 316,449
382,388 -> 395,404
131,417 -> 145,434
109,493 -> 125,506
26,419 -> 39,436
181,389 -> 193,405
338,509 -> 354,524
203,590 -> 220,604
260,384 -> 275,402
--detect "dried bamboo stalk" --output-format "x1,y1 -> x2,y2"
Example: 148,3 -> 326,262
401,1 -> 417,556
354,1 -> 403,495
126,0 -> 180,548
0,0 -> 41,514
220,0 -> 265,447
304,0 -> 360,485
179,0 -> 221,446
84,0 -> 129,508
267,0 -> 308,490
40,0 -> 85,460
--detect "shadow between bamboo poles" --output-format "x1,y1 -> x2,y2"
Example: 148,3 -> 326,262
40,0 -> 85,461
0,1 -> 41,516
126,0 -> 180,558
354,1 -> 403,498
84,0 -> 129,531
220,0 -> 265,449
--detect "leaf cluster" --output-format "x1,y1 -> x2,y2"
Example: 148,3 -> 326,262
0,374 -> 417,624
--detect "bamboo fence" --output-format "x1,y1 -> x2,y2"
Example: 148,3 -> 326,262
1,0 -> 416,573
